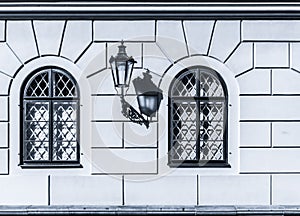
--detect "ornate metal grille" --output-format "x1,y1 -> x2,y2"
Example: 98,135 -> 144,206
21,68 -> 80,166
169,67 -> 228,167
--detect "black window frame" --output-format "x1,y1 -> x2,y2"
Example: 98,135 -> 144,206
20,66 -> 82,168
168,66 -> 230,168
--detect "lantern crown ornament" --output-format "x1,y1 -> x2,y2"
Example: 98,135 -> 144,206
109,41 -> 163,129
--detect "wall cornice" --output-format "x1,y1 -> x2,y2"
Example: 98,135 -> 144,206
0,2 -> 300,19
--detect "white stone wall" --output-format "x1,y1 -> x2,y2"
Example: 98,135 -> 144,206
0,19 -> 299,205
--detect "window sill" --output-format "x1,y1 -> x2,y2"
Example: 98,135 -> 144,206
19,163 -> 83,169
168,161 -> 231,168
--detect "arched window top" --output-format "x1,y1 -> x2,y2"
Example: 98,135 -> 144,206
24,68 -> 78,98
171,67 -> 226,98
168,66 -> 229,168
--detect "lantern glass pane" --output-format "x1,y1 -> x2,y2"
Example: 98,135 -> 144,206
117,61 -> 127,86
138,94 -> 158,117
145,95 -> 157,112
110,61 -> 118,87
127,61 -> 134,85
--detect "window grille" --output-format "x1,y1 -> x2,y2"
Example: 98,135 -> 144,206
20,68 -> 80,167
168,66 -> 229,167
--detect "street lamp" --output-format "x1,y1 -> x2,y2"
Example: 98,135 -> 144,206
109,41 -> 163,128
109,41 -> 136,88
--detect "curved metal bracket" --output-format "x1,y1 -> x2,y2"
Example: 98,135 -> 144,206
120,96 -> 149,129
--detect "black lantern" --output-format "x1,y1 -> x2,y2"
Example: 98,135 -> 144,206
133,70 -> 163,117
109,41 -> 136,88
109,41 -> 163,129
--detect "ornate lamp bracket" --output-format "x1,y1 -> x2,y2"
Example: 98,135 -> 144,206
120,94 -> 149,129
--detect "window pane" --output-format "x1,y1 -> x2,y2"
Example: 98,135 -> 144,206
25,102 -> 49,121
200,141 -> 223,160
24,101 -> 50,161
53,72 -> 77,97
53,102 -> 78,161
25,121 -> 49,141
199,71 -> 224,97
199,101 -> 224,161
199,121 -> 223,141
172,71 -> 196,97
24,141 -> 49,161
173,101 -> 197,122
172,120 -> 197,141
171,140 -> 197,161
199,101 -> 224,122
52,140 -> 77,161
25,71 -> 49,97
53,101 -> 77,122
171,100 -> 198,161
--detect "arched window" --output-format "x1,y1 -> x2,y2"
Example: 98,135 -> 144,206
168,66 -> 229,167
20,67 -> 80,168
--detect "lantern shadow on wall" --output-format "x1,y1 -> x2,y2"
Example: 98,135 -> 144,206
109,41 -> 163,129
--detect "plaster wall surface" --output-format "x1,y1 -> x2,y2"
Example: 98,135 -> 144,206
0,19 -> 299,206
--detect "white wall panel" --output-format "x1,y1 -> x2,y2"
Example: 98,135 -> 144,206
51,176 -> 122,205
92,96 -> 125,121
92,149 -> 157,174
240,122 -> 271,147
94,21 -> 155,42
242,20 -> 300,41
7,21 -> 38,63
272,69 -> 300,94
199,175 -> 270,205
143,43 -> 171,77
93,95 -> 139,121
0,97 -> 8,121
237,69 -> 270,94
241,148 -> 300,172
291,43 -> 300,71
77,42 -> 106,73
0,122 -> 8,148
209,21 -> 240,62
92,122 -> 122,148
125,176 -> 197,205
183,21 -> 214,55
0,43 -> 22,77
272,122 -> 300,147
60,21 -> 92,62
255,43 -> 289,68
33,21 -> 65,55
0,73 -> 11,95
273,175 -> 300,205
0,149 -> 8,174
156,21 -> 188,62
124,122 -> 157,148
240,96 -> 300,120
88,69 -> 116,95
225,43 -> 253,76
0,176 -> 47,205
